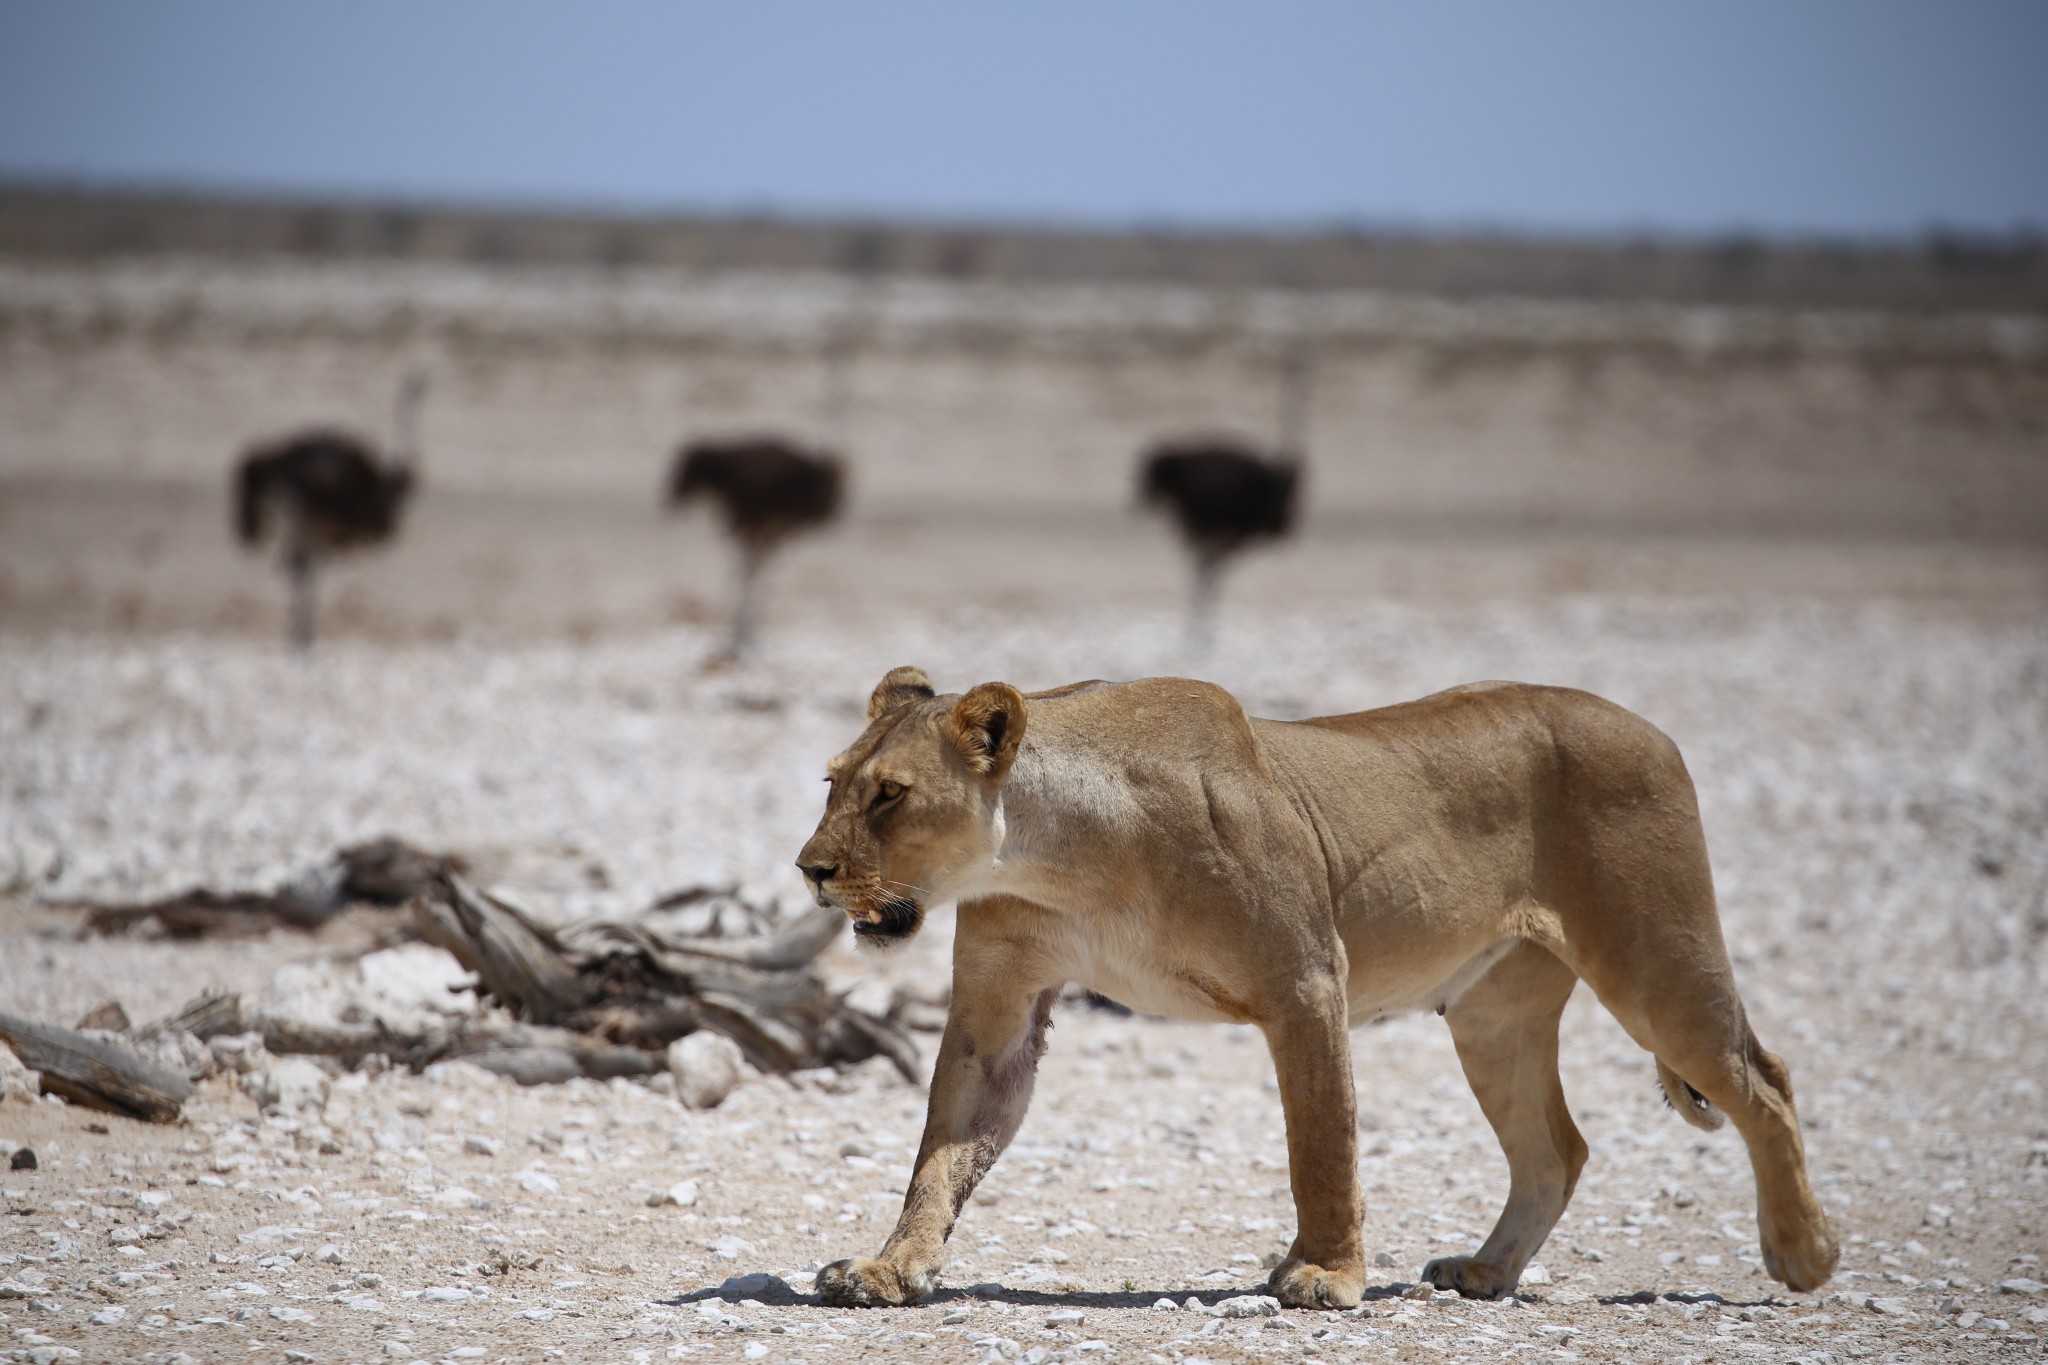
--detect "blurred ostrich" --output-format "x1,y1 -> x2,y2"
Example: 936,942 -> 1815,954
1138,344 -> 1311,653
666,437 -> 844,659
235,371 -> 426,650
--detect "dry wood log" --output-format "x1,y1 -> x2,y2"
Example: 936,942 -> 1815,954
68,838 -> 461,938
412,874 -> 919,1080
0,1010 -> 194,1123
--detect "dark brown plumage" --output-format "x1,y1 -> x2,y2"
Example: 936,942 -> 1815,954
667,436 -> 845,658
1138,345 -> 1313,652
1139,443 -> 1300,560
233,372 -> 424,649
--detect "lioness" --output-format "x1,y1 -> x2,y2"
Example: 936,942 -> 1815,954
796,668 -> 1837,1309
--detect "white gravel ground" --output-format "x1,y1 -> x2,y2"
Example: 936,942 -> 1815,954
3,591 -> 2045,1365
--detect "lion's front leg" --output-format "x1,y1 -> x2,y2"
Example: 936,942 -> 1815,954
1261,982 -> 1368,1311
818,961 -> 1059,1308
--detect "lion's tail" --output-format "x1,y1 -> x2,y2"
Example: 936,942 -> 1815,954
1656,1058 -> 1725,1131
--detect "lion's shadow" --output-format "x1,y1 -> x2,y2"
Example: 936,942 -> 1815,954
659,1278 -> 1784,1312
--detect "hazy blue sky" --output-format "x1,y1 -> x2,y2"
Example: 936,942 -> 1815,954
2,2 -> 2044,237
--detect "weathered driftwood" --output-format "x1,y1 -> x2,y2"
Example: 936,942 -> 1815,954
414,874 -> 919,1081
0,1009 -> 194,1123
70,838 -> 462,938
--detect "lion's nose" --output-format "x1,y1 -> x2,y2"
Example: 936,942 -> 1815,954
799,861 -> 838,885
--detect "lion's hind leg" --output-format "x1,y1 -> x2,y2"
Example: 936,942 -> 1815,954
1422,941 -> 1586,1300
1574,948 -> 1838,1293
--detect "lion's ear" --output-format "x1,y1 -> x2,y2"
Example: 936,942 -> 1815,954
949,682 -> 1027,779
867,666 -> 936,722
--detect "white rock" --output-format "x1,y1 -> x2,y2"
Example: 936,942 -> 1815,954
518,1170 -> 560,1194
707,1236 -> 755,1261
462,1134 -> 502,1157
255,1058 -> 331,1115
1213,1294 -> 1281,1318
1869,1296 -> 1912,1316
1373,1250 -> 1399,1268
1045,1308 -> 1085,1327
1151,1297 -> 1179,1310
0,1041 -> 36,1100
945,1307 -> 975,1323
647,1179 -> 700,1208
421,1286 -> 473,1303
1519,1263 -> 1551,1286
316,1244 -> 344,1264
742,1344 -> 770,1361
2001,1278 -> 2047,1296
668,1032 -> 744,1110
25,1347 -> 81,1365
269,1306 -> 316,1323
447,1349 -> 487,1360
86,1305 -> 128,1325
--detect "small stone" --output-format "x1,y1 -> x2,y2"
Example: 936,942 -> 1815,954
255,1058 -> 331,1115
1400,1283 -> 1433,1300
25,1347 -> 81,1365
1151,1297 -> 1178,1310
647,1179 -> 700,1208
447,1350 -> 487,1360
1373,1250 -> 1398,1268
718,1272 -> 790,1298
462,1134 -> 501,1157
87,1305 -> 128,1325
518,1170 -> 560,1194
1183,1296 -> 1205,1312
269,1305 -> 316,1323
1519,1263 -> 1551,1286
668,1032 -> 744,1110
1902,1239 -> 1928,1257
743,1345 -> 770,1361
11,1147 -> 39,1171
316,1244 -> 344,1263
2001,1278 -> 2047,1296
1869,1297 -> 1912,1316
1045,1309 -> 1085,1327
1958,1310 -> 1984,1329
1214,1294 -> 1281,1318
707,1236 -> 755,1261
421,1287 -> 473,1303
966,1282 -> 1006,1299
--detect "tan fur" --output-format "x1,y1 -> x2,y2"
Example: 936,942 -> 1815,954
796,671 -> 1838,1308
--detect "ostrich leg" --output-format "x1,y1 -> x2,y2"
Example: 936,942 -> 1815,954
287,550 -> 318,652
1186,549 -> 1225,658
728,541 -> 769,659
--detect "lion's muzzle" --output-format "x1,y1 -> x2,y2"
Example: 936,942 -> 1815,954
851,896 -> 923,943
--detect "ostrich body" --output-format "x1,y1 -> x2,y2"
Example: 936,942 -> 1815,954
667,436 -> 844,658
234,373 -> 424,650
1139,443 -> 1300,649
1138,344 -> 1312,653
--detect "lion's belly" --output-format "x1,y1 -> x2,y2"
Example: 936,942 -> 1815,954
1055,923 -> 1250,1024
1343,935 -> 1521,1025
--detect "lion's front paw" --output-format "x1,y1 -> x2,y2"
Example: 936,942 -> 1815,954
1761,1217 -> 1839,1294
1267,1256 -> 1364,1311
1420,1254 -> 1519,1300
814,1257 -> 931,1308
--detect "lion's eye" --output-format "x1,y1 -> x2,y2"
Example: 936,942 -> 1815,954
871,780 -> 905,809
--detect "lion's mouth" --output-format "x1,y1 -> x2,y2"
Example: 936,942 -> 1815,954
850,896 -> 922,943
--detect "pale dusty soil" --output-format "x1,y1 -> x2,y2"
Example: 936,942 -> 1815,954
2,260 -> 2046,1365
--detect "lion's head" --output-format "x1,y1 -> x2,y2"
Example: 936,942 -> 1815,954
795,666 -> 1027,946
